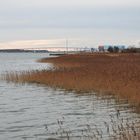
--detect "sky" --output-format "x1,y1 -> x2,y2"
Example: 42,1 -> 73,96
0,0 -> 140,49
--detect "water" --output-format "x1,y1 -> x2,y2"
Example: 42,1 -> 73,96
0,53 -> 140,140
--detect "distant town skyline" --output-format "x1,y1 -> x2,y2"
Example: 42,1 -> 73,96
0,0 -> 140,49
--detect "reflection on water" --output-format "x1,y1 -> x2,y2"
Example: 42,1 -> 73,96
0,53 -> 52,73
0,53 -> 140,140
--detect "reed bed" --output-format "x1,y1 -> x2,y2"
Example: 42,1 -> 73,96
3,53 -> 140,107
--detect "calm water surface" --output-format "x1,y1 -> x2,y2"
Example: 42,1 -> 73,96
0,53 -> 140,140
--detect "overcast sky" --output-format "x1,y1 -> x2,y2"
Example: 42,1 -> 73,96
0,0 -> 140,49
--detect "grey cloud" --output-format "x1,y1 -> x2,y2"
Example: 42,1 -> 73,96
0,6 -> 140,30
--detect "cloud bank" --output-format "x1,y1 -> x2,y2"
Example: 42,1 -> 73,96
0,0 -> 140,48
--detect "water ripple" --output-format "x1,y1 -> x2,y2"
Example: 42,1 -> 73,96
0,53 -> 140,140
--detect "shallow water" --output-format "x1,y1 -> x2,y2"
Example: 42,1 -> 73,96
0,53 -> 140,140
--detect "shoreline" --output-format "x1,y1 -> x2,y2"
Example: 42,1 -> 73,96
4,53 -> 140,108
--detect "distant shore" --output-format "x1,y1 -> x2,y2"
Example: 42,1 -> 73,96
0,49 -> 49,53
4,53 -> 140,108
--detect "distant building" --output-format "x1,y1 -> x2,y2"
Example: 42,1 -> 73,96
98,45 -> 113,52
98,46 -> 105,52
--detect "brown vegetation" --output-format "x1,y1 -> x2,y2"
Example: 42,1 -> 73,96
4,53 -> 140,107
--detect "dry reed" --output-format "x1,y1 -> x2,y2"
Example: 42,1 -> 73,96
3,53 -> 140,108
